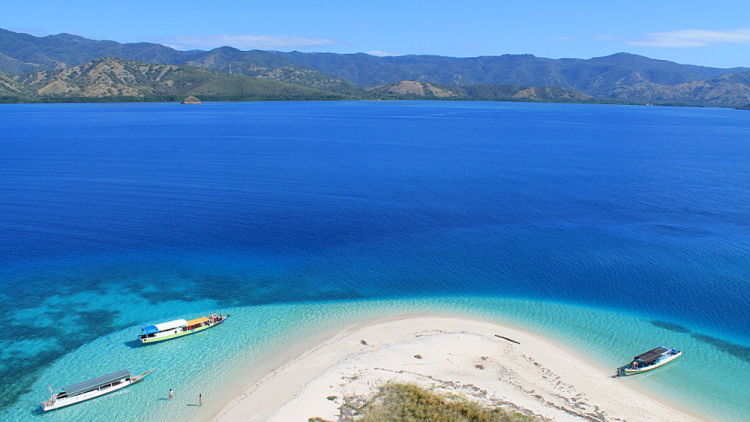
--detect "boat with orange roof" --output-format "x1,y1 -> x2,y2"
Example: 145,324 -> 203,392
138,313 -> 230,344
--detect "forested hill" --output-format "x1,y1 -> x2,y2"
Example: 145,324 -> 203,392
2,28 -> 750,106
0,57 -> 344,102
0,58 -> 600,103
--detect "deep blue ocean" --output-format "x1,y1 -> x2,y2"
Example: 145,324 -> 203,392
1,101 -> 748,421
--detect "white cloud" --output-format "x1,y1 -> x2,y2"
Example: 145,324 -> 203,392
629,28 -> 750,47
162,34 -> 339,50
366,50 -> 396,57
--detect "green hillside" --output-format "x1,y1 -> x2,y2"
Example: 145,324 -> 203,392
367,80 -> 593,102
1,57 -> 346,102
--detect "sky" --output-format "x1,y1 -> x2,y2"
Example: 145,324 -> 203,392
4,0 -> 750,68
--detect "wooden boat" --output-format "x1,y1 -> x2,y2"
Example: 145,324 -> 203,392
139,313 -> 230,344
42,369 -> 152,411
617,346 -> 682,376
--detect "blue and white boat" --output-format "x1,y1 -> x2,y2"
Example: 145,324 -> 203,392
617,346 -> 682,376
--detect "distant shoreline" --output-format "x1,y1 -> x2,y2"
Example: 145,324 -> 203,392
0,97 -> 727,109
209,314 -> 706,422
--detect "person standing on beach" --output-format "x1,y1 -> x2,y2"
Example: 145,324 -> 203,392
199,393 -> 203,406
168,389 -> 173,400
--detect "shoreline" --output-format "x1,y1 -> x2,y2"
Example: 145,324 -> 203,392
0,99 -> 734,110
209,313 -> 706,422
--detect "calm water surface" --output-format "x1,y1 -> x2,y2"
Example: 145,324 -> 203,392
0,101 -> 748,421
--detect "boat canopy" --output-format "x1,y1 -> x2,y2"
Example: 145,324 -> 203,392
187,317 -> 209,326
62,370 -> 130,396
152,319 -> 188,332
142,325 -> 158,334
633,347 -> 668,363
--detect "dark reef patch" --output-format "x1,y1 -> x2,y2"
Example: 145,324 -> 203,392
650,320 -> 691,333
651,320 -> 750,363
691,333 -> 750,363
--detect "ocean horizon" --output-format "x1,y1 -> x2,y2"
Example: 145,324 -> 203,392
1,101 -> 748,421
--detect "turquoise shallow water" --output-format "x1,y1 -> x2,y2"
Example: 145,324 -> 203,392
2,296 -> 749,422
1,101 -> 749,420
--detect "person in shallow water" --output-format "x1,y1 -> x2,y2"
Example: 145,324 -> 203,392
168,389 -> 173,399
199,393 -> 203,406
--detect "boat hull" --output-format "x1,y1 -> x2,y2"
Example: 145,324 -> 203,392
43,380 -> 131,411
42,370 -> 151,411
140,316 -> 228,344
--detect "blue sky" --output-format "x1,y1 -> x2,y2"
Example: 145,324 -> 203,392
4,0 -> 750,67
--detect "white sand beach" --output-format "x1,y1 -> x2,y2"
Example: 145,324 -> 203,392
212,315 -> 704,422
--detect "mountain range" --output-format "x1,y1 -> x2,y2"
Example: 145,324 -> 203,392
1,28 -> 750,107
